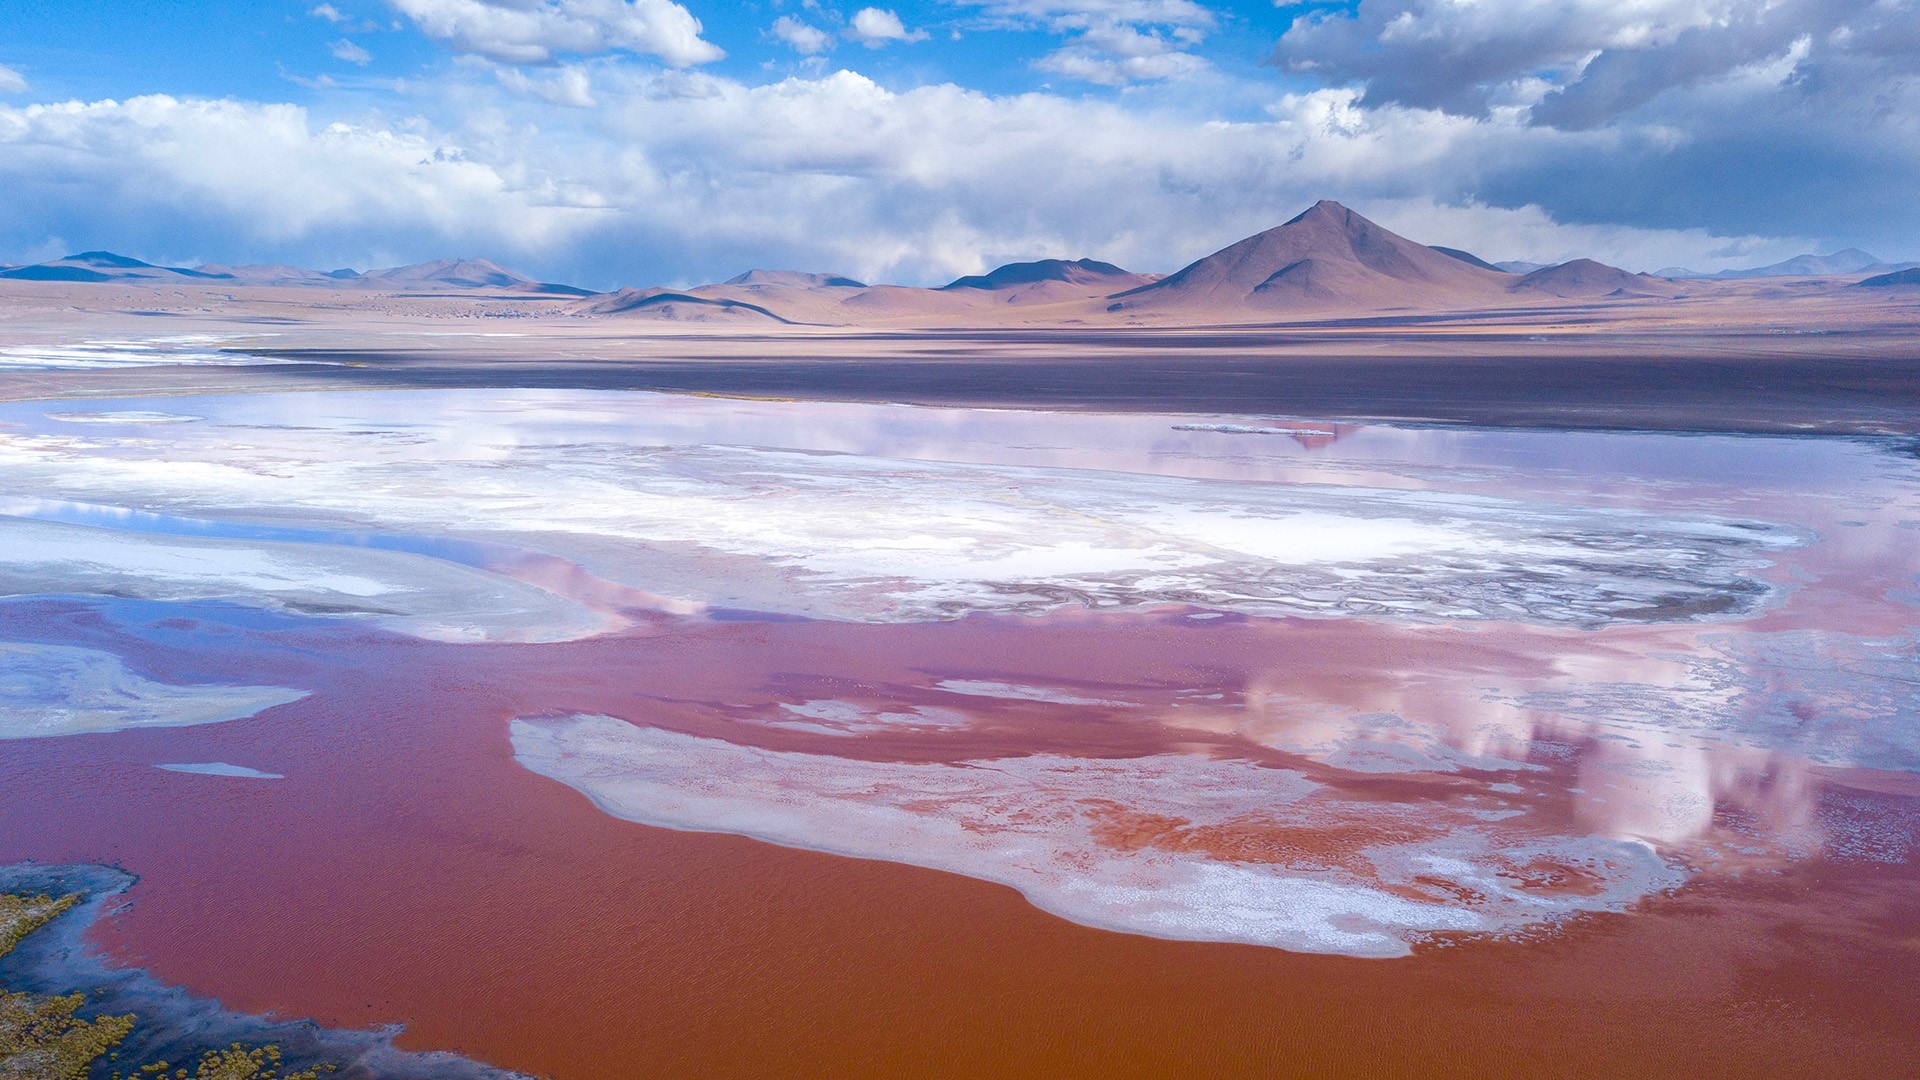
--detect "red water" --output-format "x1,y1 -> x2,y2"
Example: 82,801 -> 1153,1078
3,599 -> 1917,1078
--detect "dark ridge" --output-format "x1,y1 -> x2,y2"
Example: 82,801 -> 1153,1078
942,258 -> 1133,291
1429,246 -> 1508,272
63,251 -> 156,268
601,291 -> 795,323
0,265 -> 114,282
723,270 -> 868,288
1855,268 -> 1920,288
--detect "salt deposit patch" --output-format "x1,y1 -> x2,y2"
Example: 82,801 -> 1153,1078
936,680 -> 1141,708
0,334 -> 296,371
0,516 -> 607,643
155,762 -> 285,779
764,700 -> 971,736
0,643 -> 305,739
1171,424 -> 1332,436
0,405 -> 1802,626
43,411 -> 206,425
512,713 -> 1684,958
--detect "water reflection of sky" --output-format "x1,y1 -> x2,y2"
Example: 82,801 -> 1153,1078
0,388 -> 1901,493
1,387 -> 1916,957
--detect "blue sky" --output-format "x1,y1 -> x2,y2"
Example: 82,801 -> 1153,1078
1,1 -> 1915,288
0,2 -> 1308,103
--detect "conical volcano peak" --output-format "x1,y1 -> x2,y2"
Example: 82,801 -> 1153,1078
1278,199 -> 1372,230
1110,199 -> 1511,313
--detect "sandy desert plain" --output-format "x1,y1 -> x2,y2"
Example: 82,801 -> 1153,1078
3,203 -> 1920,1079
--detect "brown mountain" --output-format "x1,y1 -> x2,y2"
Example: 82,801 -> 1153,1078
937,257 -> 1156,308
359,258 -> 596,295
577,287 -> 794,323
193,263 -> 350,286
723,269 -> 867,288
1508,259 -> 1678,298
941,258 -> 1144,291
1108,201 -> 1511,315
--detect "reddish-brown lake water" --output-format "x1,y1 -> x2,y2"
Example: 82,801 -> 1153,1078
1,390 -> 1917,1077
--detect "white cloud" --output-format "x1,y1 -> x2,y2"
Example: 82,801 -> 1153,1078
330,39 -> 374,65
1036,48 -> 1206,85
0,64 -> 26,94
0,94 -> 594,268
388,0 -> 723,66
0,65 -> 1903,288
1272,0 -> 1920,127
974,1 -> 1213,23
1035,20 -> 1209,85
281,70 -> 340,90
847,8 -> 928,48
309,3 -> 348,22
962,0 -> 1215,84
771,15 -> 834,56
496,64 -> 597,107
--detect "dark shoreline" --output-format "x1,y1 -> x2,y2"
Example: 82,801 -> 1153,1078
5,336 -> 1920,437
0,862 -> 525,1080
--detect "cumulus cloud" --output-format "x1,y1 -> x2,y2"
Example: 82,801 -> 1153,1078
1035,20 -> 1210,85
1272,0 -> 1920,129
0,63 -> 1907,288
973,1 -> 1214,21
330,39 -> 374,65
7,30 -> 1912,288
964,0 -> 1215,84
387,0 -> 723,66
496,64 -> 597,107
0,94 -> 594,270
771,15 -> 834,56
847,9 -> 928,48
0,64 -> 26,94
309,3 -> 348,22
1255,0 -> 1920,245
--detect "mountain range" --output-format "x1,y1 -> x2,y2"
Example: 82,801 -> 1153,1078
0,252 -> 593,295
1653,249 -> 1920,280
5,202 -> 1915,326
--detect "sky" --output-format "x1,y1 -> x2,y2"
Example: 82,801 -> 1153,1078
0,0 -> 1915,288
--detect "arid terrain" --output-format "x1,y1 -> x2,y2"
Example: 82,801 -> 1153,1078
4,203 -> 1919,434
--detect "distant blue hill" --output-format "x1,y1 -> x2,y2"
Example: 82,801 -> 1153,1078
1654,249 -> 1920,279
0,251 -> 595,293
941,258 -> 1139,291
1854,267 -> 1920,288
0,251 -> 223,281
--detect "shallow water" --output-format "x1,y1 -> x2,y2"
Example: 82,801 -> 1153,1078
0,387 -> 1916,1075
